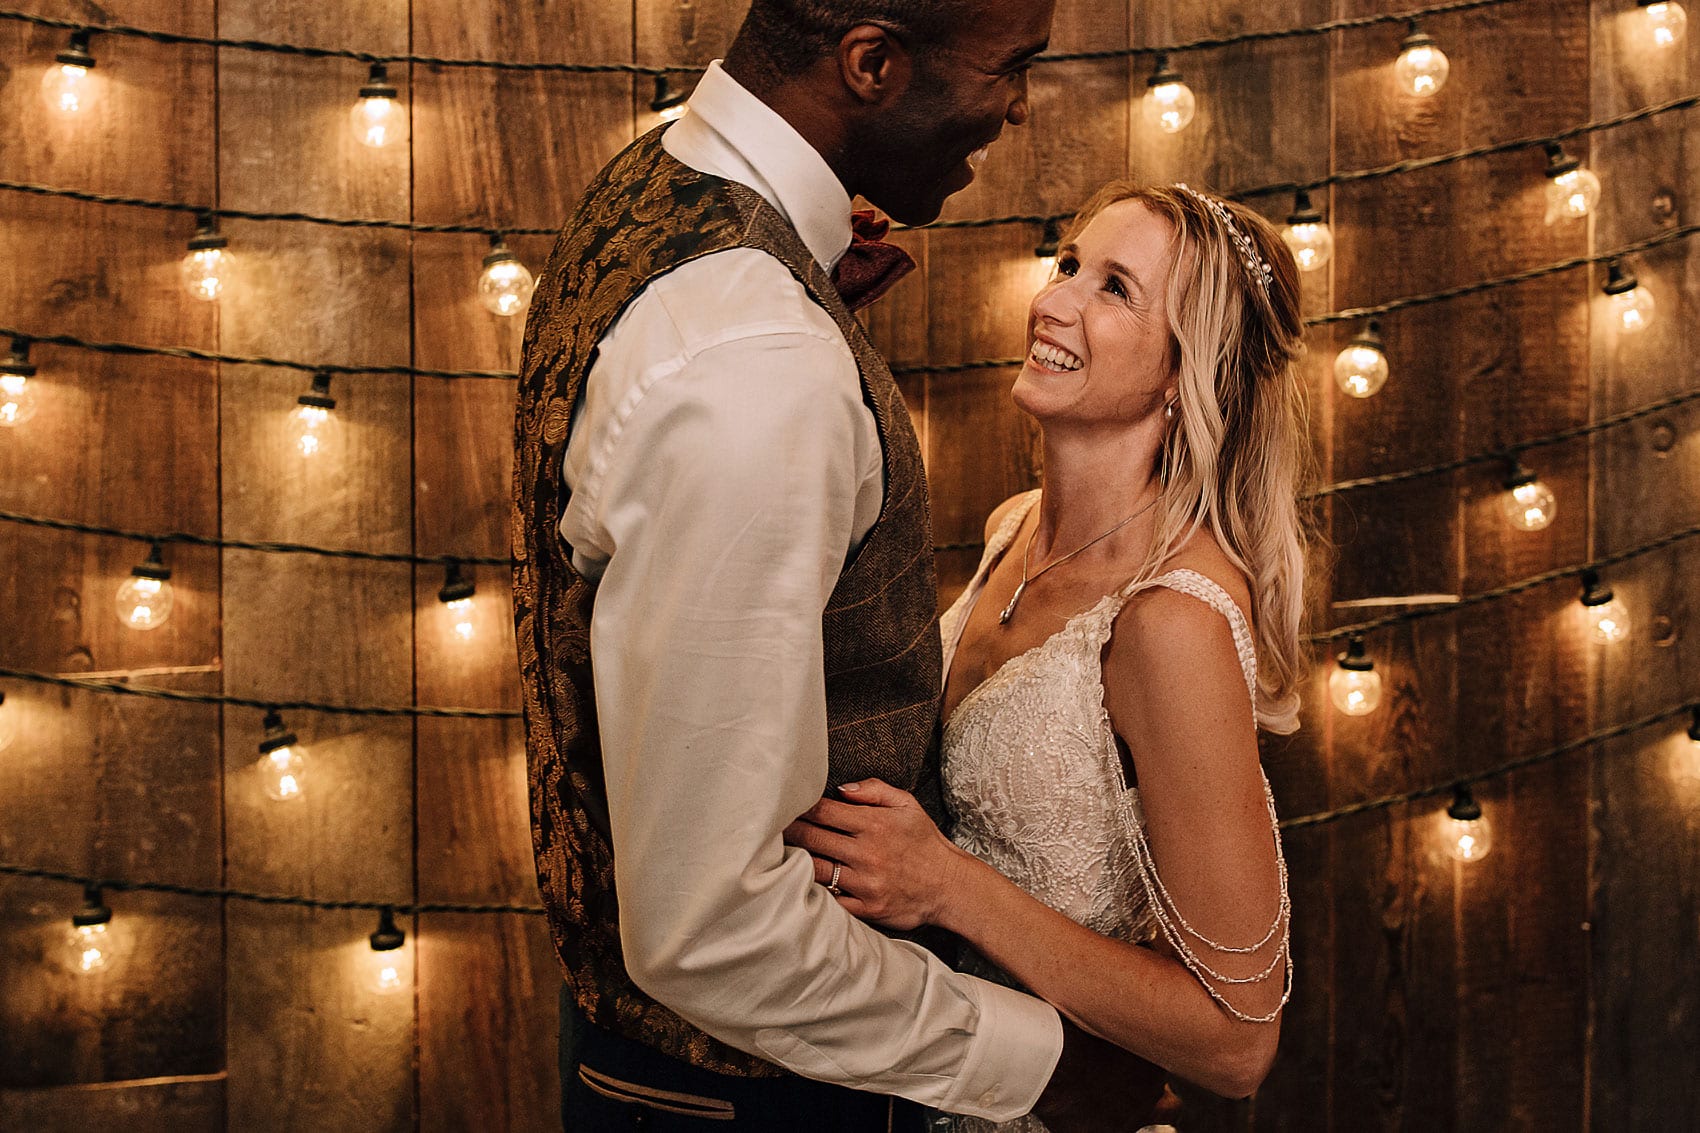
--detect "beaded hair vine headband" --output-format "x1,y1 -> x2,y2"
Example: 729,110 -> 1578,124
1173,183 -> 1274,293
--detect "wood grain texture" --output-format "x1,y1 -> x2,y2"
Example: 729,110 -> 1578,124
215,2 -> 415,1128
1587,6 -> 1700,1129
0,0 -> 223,1101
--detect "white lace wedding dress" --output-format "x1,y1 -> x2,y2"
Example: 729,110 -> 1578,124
938,492 -> 1273,1133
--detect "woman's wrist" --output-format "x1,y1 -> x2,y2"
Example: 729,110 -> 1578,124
930,840 -> 991,937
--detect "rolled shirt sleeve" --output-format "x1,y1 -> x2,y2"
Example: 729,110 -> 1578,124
560,256 -> 1062,1120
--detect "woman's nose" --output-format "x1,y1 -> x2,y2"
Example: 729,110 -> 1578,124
1005,74 -> 1031,126
1030,276 -> 1078,325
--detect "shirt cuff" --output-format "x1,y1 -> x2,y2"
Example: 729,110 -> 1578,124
943,979 -> 1065,1122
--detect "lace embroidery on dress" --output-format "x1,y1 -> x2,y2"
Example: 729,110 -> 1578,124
938,492 -> 1290,1133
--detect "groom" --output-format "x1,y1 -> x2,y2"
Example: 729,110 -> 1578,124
513,1 -> 1160,1128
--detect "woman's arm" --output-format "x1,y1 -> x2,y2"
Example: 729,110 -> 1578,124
785,588 -> 1288,1098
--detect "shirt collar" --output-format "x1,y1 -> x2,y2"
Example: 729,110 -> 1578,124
664,61 -> 853,271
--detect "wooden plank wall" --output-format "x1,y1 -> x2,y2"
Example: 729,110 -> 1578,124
1,1 -> 1697,1130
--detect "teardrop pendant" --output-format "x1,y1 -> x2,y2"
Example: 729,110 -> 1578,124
998,581 -> 1027,624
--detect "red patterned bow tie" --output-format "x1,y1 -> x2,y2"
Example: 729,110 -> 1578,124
830,209 -> 917,312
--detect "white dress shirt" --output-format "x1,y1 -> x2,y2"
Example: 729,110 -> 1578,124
557,61 -> 1063,1121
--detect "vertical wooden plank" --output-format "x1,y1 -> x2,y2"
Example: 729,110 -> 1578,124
1588,2 -> 1700,1126
412,4 -> 635,1129
1326,5 -> 1464,1129
215,3 -> 415,1129
0,0 -> 223,1110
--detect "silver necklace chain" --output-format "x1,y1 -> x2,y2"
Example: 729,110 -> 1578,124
998,491 -> 1162,625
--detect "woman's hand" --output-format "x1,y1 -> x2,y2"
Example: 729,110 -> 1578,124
782,778 -> 971,931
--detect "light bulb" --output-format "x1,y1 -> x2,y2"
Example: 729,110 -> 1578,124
68,887 -> 113,973
0,690 -> 14,753
1603,262 -> 1655,334
1,336 -> 38,428
258,711 -> 309,802
1442,788 -> 1492,863
1543,144 -> 1601,223
1333,321 -> 1388,399
478,235 -> 535,317
1328,637 -> 1383,716
41,32 -> 97,115
351,62 -> 405,148
1639,1 -> 1688,48
1280,189 -> 1334,272
1034,217 -> 1063,273
1501,464 -> 1556,531
1673,708 -> 1700,783
1394,26 -> 1450,98
116,543 -> 174,630
368,908 -> 407,993
439,563 -> 477,641
1142,56 -> 1196,134
181,214 -> 235,303
649,74 -> 690,122
292,371 -> 336,457
1580,571 -> 1630,645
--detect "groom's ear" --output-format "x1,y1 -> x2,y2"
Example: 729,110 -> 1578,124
836,24 -> 913,106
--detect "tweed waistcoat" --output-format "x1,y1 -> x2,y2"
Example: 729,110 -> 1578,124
511,128 -> 946,1077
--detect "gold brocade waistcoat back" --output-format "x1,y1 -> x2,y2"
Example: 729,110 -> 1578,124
511,128 -> 945,1077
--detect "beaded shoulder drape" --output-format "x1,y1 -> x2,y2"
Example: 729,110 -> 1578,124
939,492 -> 1288,1133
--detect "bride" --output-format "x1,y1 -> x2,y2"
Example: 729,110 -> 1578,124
785,181 -> 1310,1127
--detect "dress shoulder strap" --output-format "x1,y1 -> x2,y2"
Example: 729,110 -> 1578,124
1115,568 -> 1258,705
965,489 -> 1040,587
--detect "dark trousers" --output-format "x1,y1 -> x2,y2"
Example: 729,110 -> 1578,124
560,985 -> 935,1132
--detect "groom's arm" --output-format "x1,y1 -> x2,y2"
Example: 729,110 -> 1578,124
567,257 -> 1063,1120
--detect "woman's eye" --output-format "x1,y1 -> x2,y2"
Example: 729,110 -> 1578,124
1056,256 -> 1079,277
1105,275 -> 1127,299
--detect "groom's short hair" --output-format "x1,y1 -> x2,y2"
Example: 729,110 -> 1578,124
728,0 -> 975,85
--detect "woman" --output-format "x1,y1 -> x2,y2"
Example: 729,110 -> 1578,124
785,181 -> 1309,1126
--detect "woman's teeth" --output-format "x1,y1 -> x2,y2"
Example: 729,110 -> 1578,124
1029,342 -> 1083,372
968,146 -> 990,168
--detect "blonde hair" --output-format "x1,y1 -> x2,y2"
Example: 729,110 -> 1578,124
1061,182 -> 1313,733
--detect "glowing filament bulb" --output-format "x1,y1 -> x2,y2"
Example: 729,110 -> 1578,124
1640,1 -> 1687,48
440,563 -> 477,641
1142,56 -> 1196,134
650,74 -> 690,122
1328,636 -> 1383,716
368,908 -> 407,993
68,888 -> 113,973
1,336 -> 38,428
258,711 -> 309,802
1580,571 -> 1630,645
181,215 -> 235,303
1443,788 -> 1492,863
1333,320 -> 1389,399
351,62 -> 405,148
1543,144 -> 1602,223
449,598 -> 475,639
1673,708 -> 1700,783
42,32 -> 97,115
1502,464 -> 1556,531
1603,262 -> 1655,334
116,543 -> 175,630
1034,218 -> 1064,273
1280,189 -> 1334,272
478,235 -> 535,317
1394,26 -> 1450,98
292,371 -> 336,457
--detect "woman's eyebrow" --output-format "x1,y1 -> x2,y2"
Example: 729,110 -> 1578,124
1105,259 -> 1148,299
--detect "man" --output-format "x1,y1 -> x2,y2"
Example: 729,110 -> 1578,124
513,2 -> 1159,1128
